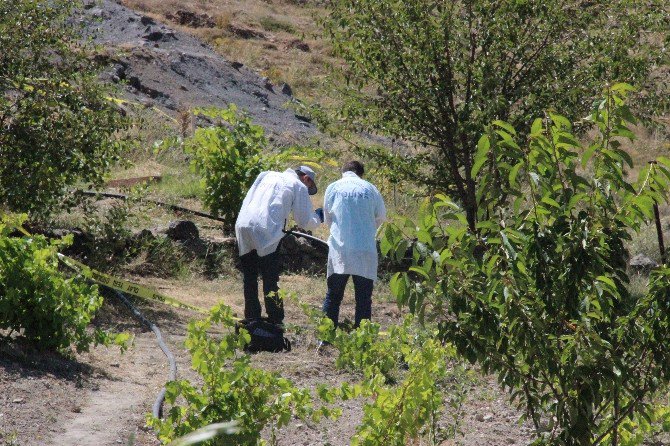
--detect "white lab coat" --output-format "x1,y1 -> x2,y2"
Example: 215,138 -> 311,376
324,171 -> 386,281
236,169 -> 321,257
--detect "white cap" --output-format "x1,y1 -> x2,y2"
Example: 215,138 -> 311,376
297,165 -> 318,195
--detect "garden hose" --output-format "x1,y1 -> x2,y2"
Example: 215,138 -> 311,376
76,190 -> 329,419
109,288 -> 177,419
77,189 -> 330,249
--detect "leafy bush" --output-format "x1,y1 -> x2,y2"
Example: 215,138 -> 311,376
381,85 -> 670,444
148,303 -> 338,445
185,106 -> 276,230
0,0 -> 127,218
185,105 -> 337,230
317,316 -> 470,445
323,0 -> 669,231
0,215 -> 124,352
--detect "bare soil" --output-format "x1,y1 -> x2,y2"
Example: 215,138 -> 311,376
0,273 -> 534,446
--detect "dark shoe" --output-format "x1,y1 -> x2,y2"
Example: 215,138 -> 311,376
316,340 -> 333,356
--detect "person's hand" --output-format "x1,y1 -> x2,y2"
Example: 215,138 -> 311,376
315,208 -> 324,223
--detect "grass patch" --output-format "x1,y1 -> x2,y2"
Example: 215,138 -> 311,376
259,16 -> 296,34
147,170 -> 203,203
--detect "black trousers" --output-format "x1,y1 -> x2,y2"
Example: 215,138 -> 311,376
322,273 -> 373,328
240,248 -> 284,324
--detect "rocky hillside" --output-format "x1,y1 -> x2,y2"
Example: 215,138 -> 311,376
80,0 -> 317,140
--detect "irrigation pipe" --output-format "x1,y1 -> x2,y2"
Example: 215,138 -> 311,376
56,249 -> 178,419
109,288 -> 177,419
77,189 -> 330,249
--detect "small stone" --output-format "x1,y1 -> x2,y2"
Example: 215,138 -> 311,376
12,398 -> 24,404
110,362 -> 120,368
281,83 -> 293,96
286,39 -> 310,52
140,15 -> 155,26
166,220 -> 199,241
629,254 -> 658,274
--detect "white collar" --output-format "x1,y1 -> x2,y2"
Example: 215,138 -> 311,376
284,168 -> 299,178
342,171 -> 359,178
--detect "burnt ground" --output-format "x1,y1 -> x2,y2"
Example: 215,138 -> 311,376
79,0 -> 317,142
0,274 -> 535,446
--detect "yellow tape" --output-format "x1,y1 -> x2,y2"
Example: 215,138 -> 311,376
58,254 -> 208,314
17,225 -> 206,314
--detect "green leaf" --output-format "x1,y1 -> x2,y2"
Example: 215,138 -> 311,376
582,144 -> 599,168
509,162 -> 523,186
530,118 -> 543,136
493,120 -> 517,136
549,113 -> 572,130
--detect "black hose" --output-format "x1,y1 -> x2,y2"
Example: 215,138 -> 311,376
109,288 -> 177,419
78,190 -> 227,223
283,229 -> 328,250
78,189 -> 329,249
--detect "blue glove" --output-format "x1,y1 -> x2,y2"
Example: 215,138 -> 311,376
315,208 -> 324,223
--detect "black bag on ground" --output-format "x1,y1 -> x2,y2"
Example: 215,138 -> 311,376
235,318 -> 291,353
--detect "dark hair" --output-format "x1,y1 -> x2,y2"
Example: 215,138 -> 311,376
342,160 -> 364,177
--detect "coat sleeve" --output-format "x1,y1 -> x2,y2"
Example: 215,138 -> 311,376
292,184 -> 321,230
323,184 -> 334,227
373,186 -> 387,228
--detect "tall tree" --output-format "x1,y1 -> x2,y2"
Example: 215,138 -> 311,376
0,0 -> 127,218
324,0 -> 669,230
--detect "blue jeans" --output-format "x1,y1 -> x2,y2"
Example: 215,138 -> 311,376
240,248 -> 284,324
322,273 -> 373,328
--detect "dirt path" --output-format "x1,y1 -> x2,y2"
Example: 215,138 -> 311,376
49,333 -> 163,446
1,275 -> 536,446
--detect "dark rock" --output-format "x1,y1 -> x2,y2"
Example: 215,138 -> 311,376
286,39 -> 310,52
228,24 -> 267,40
280,83 -> 293,96
166,10 -> 216,28
143,26 -> 176,42
629,254 -> 658,274
50,228 -> 92,255
231,61 -> 244,70
140,15 -> 155,26
166,220 -> 199,241
295,114 -> 312,123
253,90 -> 270,106
133,229 -> 155,244
179,237 -> 209,258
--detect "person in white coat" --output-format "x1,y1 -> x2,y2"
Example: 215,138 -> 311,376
235,166 -> 323,324
321,161 -> 386,330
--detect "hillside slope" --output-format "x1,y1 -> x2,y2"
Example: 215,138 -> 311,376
81,0 -> 317,140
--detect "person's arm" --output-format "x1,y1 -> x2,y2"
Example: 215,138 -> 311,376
373,186 -> 387,228
292,184 -> 321,230
323,184 -> 334,227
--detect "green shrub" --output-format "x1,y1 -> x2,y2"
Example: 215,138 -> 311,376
185,106 -> 336,231
0,215 -> 125,353
318,316 -> 470,445
185,106 -> 276,230
0,0 -> 128,218
381,85 -> 670,444
259,16 -> 296,34
148,303 -> 337,445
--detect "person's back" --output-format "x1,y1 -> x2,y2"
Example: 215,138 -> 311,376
321,161 -> 386,336
235,166 -> 321,325
236,170 -> 295,257
325,172 -> 384,280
